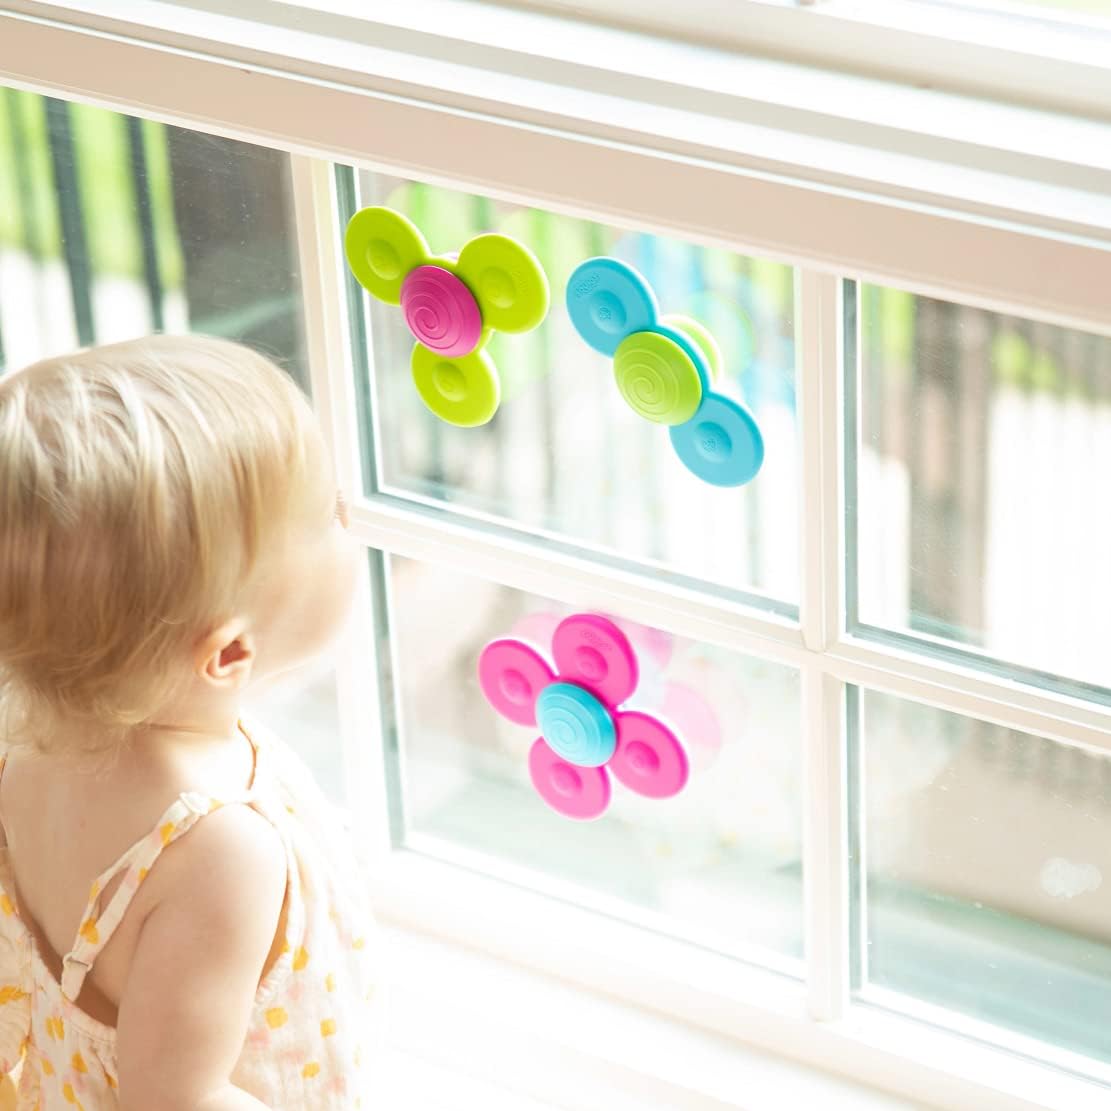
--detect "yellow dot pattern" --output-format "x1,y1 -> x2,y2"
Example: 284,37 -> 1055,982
0,746 -> 382,1106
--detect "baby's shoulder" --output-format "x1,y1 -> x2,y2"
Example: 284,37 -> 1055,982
143,802 -> 287,928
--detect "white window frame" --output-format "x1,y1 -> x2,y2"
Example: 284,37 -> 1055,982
513,0 -> 1111,119
3,2 -> 1111,1108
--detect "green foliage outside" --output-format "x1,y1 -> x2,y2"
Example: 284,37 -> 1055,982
0,92 -> 182,289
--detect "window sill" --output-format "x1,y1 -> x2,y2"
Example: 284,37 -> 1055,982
372,852 -> 1111,1111
377,924 -> 924,1111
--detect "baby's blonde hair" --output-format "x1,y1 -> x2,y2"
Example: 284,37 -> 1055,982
0,335 -> 324,754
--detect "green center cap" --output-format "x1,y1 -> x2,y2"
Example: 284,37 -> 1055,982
613,332 -> 703,426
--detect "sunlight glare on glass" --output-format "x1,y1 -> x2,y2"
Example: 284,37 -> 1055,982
930,0 -> 1111,23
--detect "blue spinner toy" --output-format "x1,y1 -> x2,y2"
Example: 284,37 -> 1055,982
566,257 -> 764,487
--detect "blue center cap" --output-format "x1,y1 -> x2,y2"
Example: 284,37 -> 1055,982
536,682 -> 616,768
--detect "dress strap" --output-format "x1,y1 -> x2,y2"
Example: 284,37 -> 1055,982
60,789 -> 251,1001
60,722 -> 261,1000
0,753 -> 9,847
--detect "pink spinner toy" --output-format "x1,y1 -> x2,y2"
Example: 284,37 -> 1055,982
478,613 -> 690,820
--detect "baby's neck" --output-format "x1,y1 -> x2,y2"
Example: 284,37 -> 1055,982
142,683 -> 244,746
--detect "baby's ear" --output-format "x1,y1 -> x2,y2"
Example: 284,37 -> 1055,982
197,620 -> 257,689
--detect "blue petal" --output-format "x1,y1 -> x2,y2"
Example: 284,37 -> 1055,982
669,393 -> 765,487
566,257 -> 659,356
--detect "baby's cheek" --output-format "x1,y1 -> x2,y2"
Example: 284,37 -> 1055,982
326,534 -> 360,627
296,535 -> 359,654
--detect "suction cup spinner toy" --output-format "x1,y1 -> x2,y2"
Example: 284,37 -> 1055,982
479,613 -> 690,821
344,207 -> 550,427
566,257 -> 764,487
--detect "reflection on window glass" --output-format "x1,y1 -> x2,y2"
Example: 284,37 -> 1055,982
862,690 -> 1111,1064
245,666 -> 344,801
353,172 -> 798,603
937,0 -> 1111,20
854,284 -> 1111,691
0,87 -> 343,793
386,553 -> 803,961
0,88 -> 308,388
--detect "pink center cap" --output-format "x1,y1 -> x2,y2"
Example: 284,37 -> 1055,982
400,265 -> 483,358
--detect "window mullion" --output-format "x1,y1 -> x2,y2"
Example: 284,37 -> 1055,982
798,270 -> 844,653
346,498 -> 808,668
799,269 -> 851,1021
289,153 -> 395,868
802,666 -> 850,1022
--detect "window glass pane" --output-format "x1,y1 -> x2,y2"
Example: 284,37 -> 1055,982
383,553 -> 803,962
932,0 -> 1111,21
0,87 -> 344,795
853,283 -> 1111,692
861,689 -> 1111,1065
245,668 -> 344,801
0,89 -> 309,390
351,172 -> 798,604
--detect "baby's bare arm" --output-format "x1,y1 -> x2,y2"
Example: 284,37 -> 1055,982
116,806 -> 287,1111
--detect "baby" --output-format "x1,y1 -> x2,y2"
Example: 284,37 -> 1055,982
0,336 -> 376,1109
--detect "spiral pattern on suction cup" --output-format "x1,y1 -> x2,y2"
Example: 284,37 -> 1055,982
536,682 -> 616,768
400,265 -> 483,358
614,333 -> 702,426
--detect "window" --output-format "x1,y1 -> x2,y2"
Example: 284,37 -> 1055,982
859,691 -> 1111,1067
352,171 -> 797,603
0,90 -> 344,796
851,284 -> 1111,696
382,553 -> 803,962
4,2 -> 1111,1107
